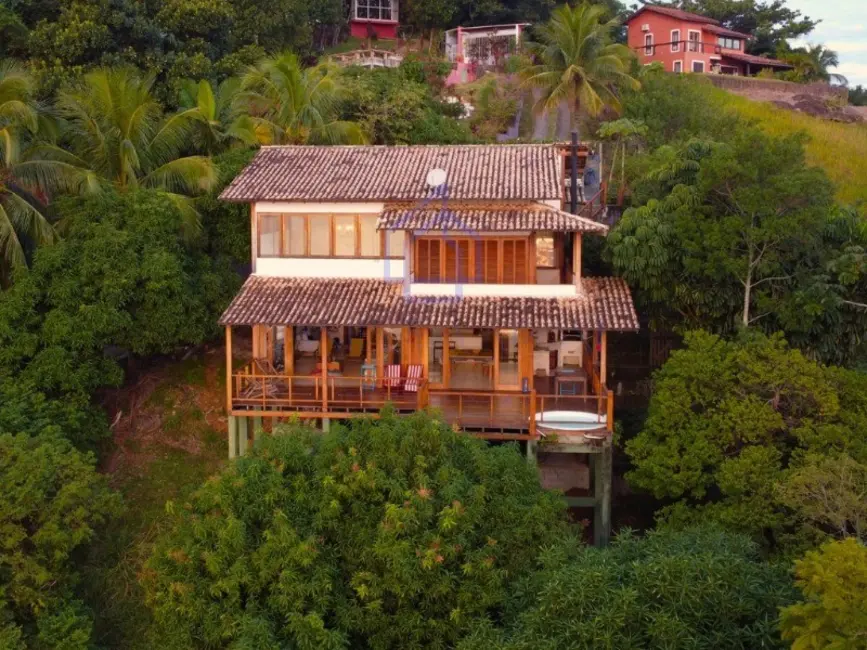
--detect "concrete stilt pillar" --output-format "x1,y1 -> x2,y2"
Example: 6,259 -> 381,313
593,444 -> 613,546
253,416 -> 263,443
321,418 -> 330,433
526,440 -> 538,466
238,417 -> 249,456
228,416 -> 238,459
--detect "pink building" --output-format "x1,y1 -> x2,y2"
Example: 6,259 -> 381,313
444,23 -> 528,86
350,0 -> 399,40
626,4 -> 791,76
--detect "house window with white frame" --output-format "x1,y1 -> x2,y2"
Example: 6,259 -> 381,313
671,29 -> 681,52
673,60 -> 683,73
644,33 -> 654,55
692,60 -> 705,73
355,0 -> 394,21
687,30 -> 701,52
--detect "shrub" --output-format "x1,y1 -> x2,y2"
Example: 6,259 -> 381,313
144,411 -> 570,649
459,526 -> 796,650
0,434 -> 121,649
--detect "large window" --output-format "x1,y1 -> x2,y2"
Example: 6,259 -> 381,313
671,30 -> 681,52
687,31 -> 701,52
258,213 -> 400,258
692,60 -> 705,73
718,37 -> 741,50
355,0 -> 393,21
535,233 -> 557,268
644,34 -> 654,55
415,237 -> 530,284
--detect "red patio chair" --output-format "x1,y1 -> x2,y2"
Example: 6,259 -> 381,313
404,364 -> 423,393
384,364 -> 401,390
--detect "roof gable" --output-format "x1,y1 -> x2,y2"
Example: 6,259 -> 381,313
627,4 -> 720,26
220,144 -> 564,203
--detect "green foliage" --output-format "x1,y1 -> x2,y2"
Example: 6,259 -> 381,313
0,61 -> 56,281
462,75 -> 521,141
0,189 -> 239,400
672,0 -> 818,55
238,52 -> 366,145
459,526 -> 796,649
0,433 -> 121,649
781,538 -> 867,649
340,66 -> 474,145
607,128 -> 867,364
144,411 -> 570,649
198,147 -> 256,264
521,2 -> 639,126
626,330 -> 867,553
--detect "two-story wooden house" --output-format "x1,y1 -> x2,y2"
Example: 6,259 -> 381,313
219,144 -> 639,543
626,4 -> 792,75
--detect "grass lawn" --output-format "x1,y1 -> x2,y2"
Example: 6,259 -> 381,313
710,87 -> 867,209
81,350 -> 229,649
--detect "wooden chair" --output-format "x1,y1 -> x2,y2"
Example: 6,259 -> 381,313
404,364 -> 423,393
384,364 -> 401,390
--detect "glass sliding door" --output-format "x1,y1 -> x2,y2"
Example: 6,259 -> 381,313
495,329 -> 520,390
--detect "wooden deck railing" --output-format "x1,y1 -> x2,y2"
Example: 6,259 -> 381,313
231,363 -> 613,439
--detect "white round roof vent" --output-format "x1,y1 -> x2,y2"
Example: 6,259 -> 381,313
426,168 -> 447,188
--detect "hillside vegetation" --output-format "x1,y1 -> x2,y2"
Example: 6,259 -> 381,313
708,85 -> 867,209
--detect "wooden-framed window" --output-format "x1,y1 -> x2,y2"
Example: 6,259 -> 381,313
414,237 -> 530,284
258,213 -> 400,259
718,37 -> 741,50
535,233 -> 557,268
258,213 -> 281,256
355,0 -> 393,21
671,29 -> 681,52
692,60 -> 705,73
644,33 -> 654,55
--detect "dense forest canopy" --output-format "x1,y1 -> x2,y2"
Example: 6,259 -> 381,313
1,0 -> 865,647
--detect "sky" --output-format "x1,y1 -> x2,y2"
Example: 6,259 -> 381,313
788,0 -> 867,86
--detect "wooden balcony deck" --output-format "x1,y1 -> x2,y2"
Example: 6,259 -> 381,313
230,365 -> 612,440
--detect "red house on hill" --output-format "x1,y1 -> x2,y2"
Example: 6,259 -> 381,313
350,0 -> 399,40
626,4 -> 791,76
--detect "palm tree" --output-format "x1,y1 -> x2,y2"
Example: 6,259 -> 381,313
177,78 -> 257,154
237,52 -> 366,145
35,67 -> 217,231
0,61 -> 55,281
521,3 -> 639,131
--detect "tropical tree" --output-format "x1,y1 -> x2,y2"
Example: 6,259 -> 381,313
176,78 -> 256,154
625,330 -> 867,553
237,52 -> 366,145
781,538 -> 867,649
780,43 -> 847,85
597,117 -> 647,203
0,61 -> 55,281
34,67 -> 217,231
144,411 -> 571,649
459,526 -> 796,650
520,2 -> 639,132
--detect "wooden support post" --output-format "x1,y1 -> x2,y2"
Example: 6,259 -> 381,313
228,416 -> 238,459
600,330 -> 608,389
284,326 -> 294,375
253,416 -> 263,443
526,440 -> 537,466
320,327 -> 328,413
376,328 -> 384,387
225,326 -> 233,414
607,390 -> 614,433
593,444 -> 613,546
573,232 -> 582,291
238,417 -> 248,456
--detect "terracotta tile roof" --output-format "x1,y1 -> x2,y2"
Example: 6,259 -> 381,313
220,144 -> 564,203
703,24 -> 752,39
377,202 -> 608,234
628,4 -> 719,25
721,51 -> 793,68
219,276 -> 639,331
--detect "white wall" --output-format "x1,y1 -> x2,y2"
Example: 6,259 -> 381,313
256,257 -> 405,279
409,283 -> 577,298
